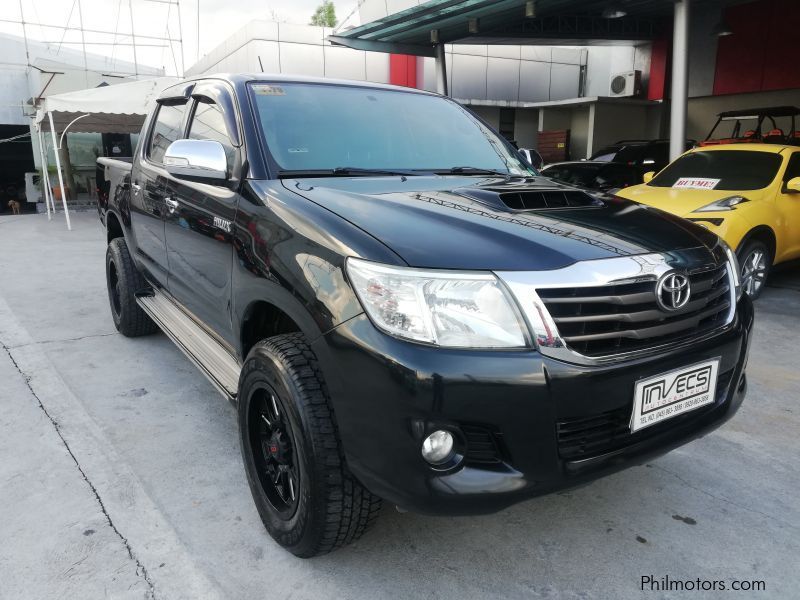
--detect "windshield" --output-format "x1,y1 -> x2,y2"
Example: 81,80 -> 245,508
249,82 -> 533,176
649,150 -> 782,190
590,146 -> 622,162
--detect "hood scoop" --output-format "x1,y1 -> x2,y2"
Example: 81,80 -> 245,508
458,186 -> 604,211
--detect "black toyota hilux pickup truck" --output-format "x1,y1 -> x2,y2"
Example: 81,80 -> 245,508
98,74 -> 753,557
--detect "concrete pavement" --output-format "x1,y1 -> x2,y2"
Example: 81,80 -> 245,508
0,212 -> 798,599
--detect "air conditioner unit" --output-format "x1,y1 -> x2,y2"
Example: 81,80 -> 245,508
609,70 -> 642,97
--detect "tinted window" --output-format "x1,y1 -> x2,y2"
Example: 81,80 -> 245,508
649,150 -> 782,190
783,152 -> 800,182
590,145 -> 621,162
611,145 -> 646,165
541,163 -> 602,187
249,83 -> 531,175
594,164 -> 641,189
188,100 -> 236,171
148,103 -> 187,163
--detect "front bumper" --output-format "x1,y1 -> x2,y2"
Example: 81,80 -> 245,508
312,295 -> 753,516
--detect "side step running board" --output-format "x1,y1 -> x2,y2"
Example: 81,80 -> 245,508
137,290 -> 241,399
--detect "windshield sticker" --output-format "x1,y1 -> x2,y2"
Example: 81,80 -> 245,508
253,85 -> 286,96
673,177 -> 721,190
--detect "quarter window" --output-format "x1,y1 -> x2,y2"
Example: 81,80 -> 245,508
782,153 -> 800,183
147,103 -> 187,163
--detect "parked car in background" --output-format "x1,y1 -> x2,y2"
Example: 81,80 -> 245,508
541,160 -> 642,194
98,74 -> 752,557
616,143 -> 800,299
590,139 -> 695,175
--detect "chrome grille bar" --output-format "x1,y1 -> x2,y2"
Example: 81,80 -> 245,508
496,249 -> 737,366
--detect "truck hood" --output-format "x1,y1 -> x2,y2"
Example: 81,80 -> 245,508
276,176 -> 718,270
616,183 -> 763,216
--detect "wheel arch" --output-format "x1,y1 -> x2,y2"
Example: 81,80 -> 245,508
238,293 -> 322,361
736,225 -> 777,264
106,209 -> 125,243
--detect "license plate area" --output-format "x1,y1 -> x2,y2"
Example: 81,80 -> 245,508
630,358 -> 720,433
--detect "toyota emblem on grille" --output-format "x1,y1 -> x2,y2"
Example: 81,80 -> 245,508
656,272 -> 691,311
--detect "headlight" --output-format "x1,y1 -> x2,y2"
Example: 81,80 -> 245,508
692,195 -> 749,212
345,258 -> 528,348
719,240 -> 743,300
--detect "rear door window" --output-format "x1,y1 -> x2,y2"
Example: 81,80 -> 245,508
147,103 -> 188,164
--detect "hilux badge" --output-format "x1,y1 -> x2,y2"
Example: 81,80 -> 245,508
656,271 -> 691,311
213,216 -> 232,233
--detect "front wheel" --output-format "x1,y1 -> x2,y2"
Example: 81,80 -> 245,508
238,333 -> 382,557
737,239 -> 771,300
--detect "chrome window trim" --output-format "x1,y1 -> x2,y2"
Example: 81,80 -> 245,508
495,248 -> 737,366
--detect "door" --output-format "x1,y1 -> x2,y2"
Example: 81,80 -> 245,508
164,91 -> 240,346
776,151 -> 800,261
129,101 -> 189,288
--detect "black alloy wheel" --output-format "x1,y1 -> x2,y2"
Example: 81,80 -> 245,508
105,238 -> 158,337
238,333 -> 382,557
249,385 -> 300,516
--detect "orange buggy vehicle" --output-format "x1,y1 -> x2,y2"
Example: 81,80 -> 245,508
701,106 -> 800,147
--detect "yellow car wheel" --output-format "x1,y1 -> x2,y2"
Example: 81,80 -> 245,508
737,239 -> 771,300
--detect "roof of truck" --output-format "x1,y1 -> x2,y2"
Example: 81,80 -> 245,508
157,73 -> 437,101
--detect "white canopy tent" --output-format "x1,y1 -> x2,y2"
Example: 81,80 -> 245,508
35,77 -> 180,229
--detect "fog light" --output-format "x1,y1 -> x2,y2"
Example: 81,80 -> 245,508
421,430 -> 455,465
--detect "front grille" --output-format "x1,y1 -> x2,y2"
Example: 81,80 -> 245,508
463,425 -> 503,464
537,263 -> 731,357
556,368 -> 735,461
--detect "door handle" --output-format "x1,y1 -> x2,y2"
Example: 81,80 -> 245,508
165,197 -> 179,213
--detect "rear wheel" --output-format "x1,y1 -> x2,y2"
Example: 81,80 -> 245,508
238,333 -> 382,557
737,239 -> 771,300
105,238 -> 158,337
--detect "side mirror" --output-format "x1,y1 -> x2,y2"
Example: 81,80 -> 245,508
164,139 -> 227,182
786,177 -> 800,193
642,171 -> 656,184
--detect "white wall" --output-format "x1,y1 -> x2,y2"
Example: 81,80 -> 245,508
585,45 -> 651,98
186,21 -> 384,82
0,32 -> 161,127
186,20 -> 589,105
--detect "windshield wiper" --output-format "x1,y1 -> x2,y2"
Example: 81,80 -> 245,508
333,166 -> 422,177
436,166 -> 515,178
276,167 -> 421,178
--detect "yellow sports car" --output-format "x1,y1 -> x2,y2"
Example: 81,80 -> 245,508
616,143 -> 800,298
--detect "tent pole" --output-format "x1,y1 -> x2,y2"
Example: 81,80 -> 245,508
39,129 -> 57,215
48,111 -> 72,231
36,128 -> 52,220
43,133 -> 57,216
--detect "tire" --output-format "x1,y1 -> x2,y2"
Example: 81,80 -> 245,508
736,239 -> 771,300
105,238 -> 158,337
238,332 -> 382,557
